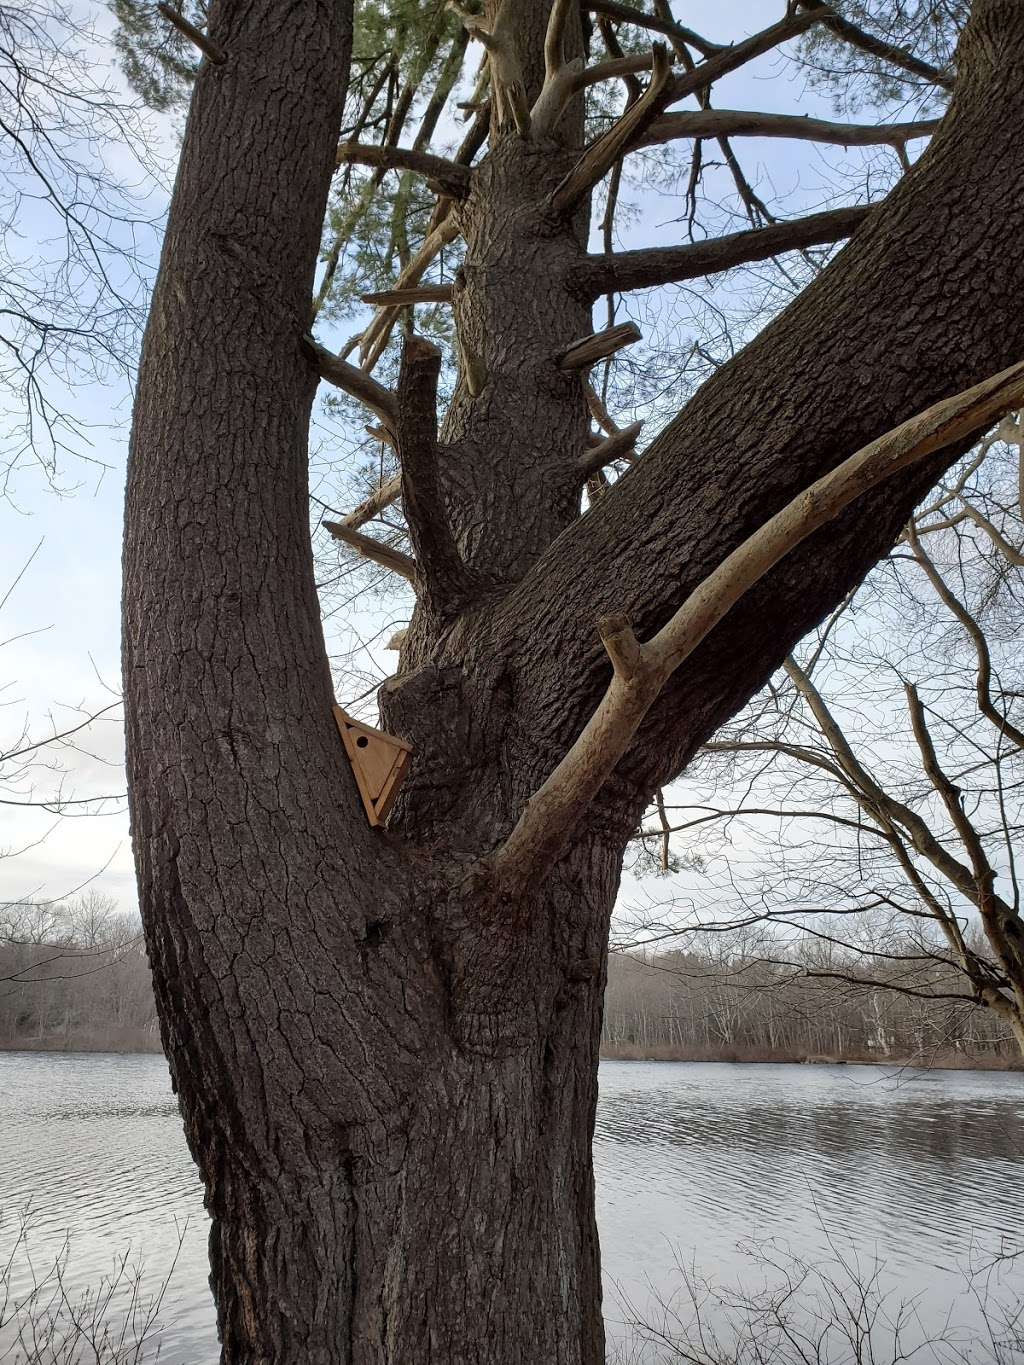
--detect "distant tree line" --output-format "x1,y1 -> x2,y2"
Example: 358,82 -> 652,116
604,927 -> 1021,1067
2,894 -> 1018,1065
0,893 -> 159,1052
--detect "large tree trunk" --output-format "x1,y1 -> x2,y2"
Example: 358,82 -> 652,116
124,0 -> 1024,1361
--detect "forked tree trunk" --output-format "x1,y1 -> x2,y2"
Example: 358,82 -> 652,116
124,0 -> 1024,1360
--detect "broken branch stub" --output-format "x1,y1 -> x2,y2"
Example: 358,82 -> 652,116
556,322 -> 641,371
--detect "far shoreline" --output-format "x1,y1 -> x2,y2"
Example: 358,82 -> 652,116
2,1039 -> 1021,1072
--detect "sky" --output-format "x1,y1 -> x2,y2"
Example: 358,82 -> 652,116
0,0 -> 938,919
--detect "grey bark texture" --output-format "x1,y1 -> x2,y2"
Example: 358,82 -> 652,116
123,1 -> 1024,1361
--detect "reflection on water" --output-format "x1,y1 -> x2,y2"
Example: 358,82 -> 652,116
594,1062 -> 1023,1349
0,1053 -> 1021,1361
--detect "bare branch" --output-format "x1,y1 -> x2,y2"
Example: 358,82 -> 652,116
906,521 -> 1024,750
156,2 -> 226,64
335,143 -> 472,199
341,473 -> 403,531
578,420 -> 644,478
636,110 -> 939,152
548,44 -> 670,218
360,284 -> 455,306
656,12 -> 821,115
308,338 -> 398,434
358,216 -> 460,370
556,322 -> 642,370
961,500 -> 1024,567
576,204 -> 870,297
322,521 -> 417,583
490,360 -> 1024,889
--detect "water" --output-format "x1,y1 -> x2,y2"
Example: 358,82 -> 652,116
0,1053 -> 1021,1361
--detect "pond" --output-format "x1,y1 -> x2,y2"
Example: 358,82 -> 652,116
1,1053 -> 1021,1361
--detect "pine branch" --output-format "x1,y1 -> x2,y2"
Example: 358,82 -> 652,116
490,359 -> 1024,890
586,0 -> 721,58
655,11 -> 821,116
556,322 -> 641,370
576,204 -> 871,297
156,2 -> 225,64
795,0 -> 955,91
358,216 -> 459,370
360,284 -> 454,306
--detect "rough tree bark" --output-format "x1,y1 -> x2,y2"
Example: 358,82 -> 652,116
123,1 -> 1024,1362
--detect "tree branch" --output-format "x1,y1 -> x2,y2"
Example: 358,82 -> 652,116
636,109 -> 939,152
556,322 -> 642,370
906,521 -> 1024,750
396,336 -> 473,610
335,142 -> 473,199
795,0 -> 955,91
308,338 -> 399,434
156,2 -> 226,64
548,44 -> 670,218
450,0 -> 531,137
576,204 -> 870,297
358,216 -> 459,369
322,521 -> 417,583
587,0 -> 721,58
578,420 -> 644,478
360,284 -> 454,306
655,11 -> 821,115
490,360 -> 1024,890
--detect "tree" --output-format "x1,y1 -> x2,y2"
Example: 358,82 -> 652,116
121,0 -> 1024,1360
645,426 -> 1024,1053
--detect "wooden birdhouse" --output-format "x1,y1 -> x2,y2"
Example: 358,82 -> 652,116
333,705 -> 413,828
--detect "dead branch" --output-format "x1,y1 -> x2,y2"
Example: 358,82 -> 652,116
396,336 -> 473,609
548,44 -> 670,217
156,2 -> 225,64
636,110 -> 939,152
342,473 -> 403,531
578,420 -> 643,478
795,0 -> 955,91
556,322 -> 641,370
308,339 -> 399,434
490,359 -> 1024,889
322,521 -> 417,583
450,0 -> 531,137
336,143 -> 472,199
358,216 -> 459,370
576,204 -> 870,297
360,284 -> 455,306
